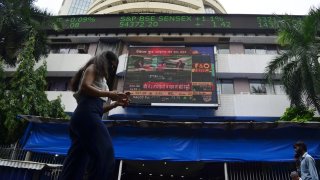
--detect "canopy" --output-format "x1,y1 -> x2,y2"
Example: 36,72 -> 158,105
20,121 -> 320,162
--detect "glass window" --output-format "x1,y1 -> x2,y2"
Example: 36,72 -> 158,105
220,80 -> 234,94
249,80 -> 274,94
49,45 -> 60,53
274,81 -> 286,95
245,45 -> 275,54
47,77 -> 71,91
217,44 -> 230,54
69,48 -> 79,54
204,5 -> 215,14
244,45 -> 255,54
49,44 -> 87,54
266,45 -> 278,54
255,45 -> 267,54
278,46 -> 289,54
59,47 -> 70,54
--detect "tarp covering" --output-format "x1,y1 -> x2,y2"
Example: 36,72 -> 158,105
22,122 -> 320,162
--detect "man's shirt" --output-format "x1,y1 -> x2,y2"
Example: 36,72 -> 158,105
300,152 -> 319,180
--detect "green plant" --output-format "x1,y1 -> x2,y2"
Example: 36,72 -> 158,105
265,7 -> 320,113
280,106 -> 315,123
0,31 -> 67,144
0,0 -> 61,65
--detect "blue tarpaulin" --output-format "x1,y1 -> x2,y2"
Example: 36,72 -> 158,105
21,122 -> 320,162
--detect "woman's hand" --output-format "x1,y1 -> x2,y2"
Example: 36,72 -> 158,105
114,98 -> 130,107
108,91 -> 128,101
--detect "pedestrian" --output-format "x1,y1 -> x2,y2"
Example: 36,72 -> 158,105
59,51 -> 129,180
294,141 -> 319,180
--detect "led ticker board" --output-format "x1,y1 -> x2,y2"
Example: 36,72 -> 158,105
53,14 -> 302,33
123,47 -> 218,107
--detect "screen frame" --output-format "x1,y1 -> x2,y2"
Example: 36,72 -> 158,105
123,45 -> 219,107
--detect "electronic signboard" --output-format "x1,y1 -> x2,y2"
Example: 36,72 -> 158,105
123,47 -> 218,107
54,14 -> 302,33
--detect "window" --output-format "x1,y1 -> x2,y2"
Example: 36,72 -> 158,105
244,45 -> 256,54
217,44 -> 230,54
249,80 -> 274,94
273,81 -> 286,95
255,45 -> 267,54
204,5 -> 215,14
217,79 -> 234,94
266,45 -> 278,54
49,44 -> 88,54
245,45 -> 279,55
47,77 -> 71,91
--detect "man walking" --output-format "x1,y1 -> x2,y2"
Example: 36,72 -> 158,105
294,141 -> 319,180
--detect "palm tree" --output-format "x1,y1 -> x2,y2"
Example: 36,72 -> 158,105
0,0 -> 59,66
266,7 -> 320,113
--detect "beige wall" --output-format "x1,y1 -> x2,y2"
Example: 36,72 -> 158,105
230,43 -> 244,54
234,79 -> 250,94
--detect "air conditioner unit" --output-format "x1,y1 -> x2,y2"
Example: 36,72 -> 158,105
77,44 -> 87,54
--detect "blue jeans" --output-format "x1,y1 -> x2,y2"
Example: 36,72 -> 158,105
59,95 -> 115,180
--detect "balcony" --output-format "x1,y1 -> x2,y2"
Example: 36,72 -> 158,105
45,91 -> 291,119
108,94 -> 291,121
216,54 -> 278,78
4,54 -> 92,76
216,94 -> 290,118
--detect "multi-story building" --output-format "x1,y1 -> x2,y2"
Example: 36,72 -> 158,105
88,0 -> 227,14
3,3 -> 320,180
58,0 -> 92,15
59,0 -> 227,15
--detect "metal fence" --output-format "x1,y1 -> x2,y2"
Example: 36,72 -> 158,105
227,162 -> 294,180
1,144 -> 320,180
0,144 -> 64,180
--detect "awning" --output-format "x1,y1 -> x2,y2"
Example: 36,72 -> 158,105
19,116 -> 320,162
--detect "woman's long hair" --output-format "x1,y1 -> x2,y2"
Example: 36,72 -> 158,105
70,51 -> 118,92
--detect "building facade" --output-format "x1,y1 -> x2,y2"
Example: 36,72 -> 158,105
87,0 -> 227,14
59,0 -> 227,15
4,11 -> 320,180
58,0 -> 92,15
6,14 -> 291,119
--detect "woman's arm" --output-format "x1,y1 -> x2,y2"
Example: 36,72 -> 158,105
80,64 -> 123,100
103,103 -> 118,113
103,101 -> 128,113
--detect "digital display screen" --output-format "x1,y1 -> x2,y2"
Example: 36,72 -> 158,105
123,47 -> 218,107
55,14 -> 302,32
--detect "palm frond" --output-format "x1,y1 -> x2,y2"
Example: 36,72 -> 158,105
265,50 -> 294,83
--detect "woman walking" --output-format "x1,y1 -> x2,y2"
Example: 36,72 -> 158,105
59,51 -> 129,180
